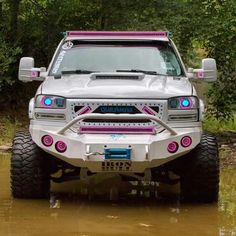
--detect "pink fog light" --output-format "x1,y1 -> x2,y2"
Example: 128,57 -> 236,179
41,135 -> 53,147
167,141 -> 179,153
181,136 -> 192,148
55,141 -> 67,153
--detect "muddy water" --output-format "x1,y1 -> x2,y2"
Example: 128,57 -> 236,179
0,153 -> 236,236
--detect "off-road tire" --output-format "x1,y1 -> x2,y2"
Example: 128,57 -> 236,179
179,133 -> 219,202
11,131 -> 50,198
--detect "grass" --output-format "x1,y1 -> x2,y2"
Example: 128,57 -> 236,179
203,113 -> 236,133
0,117 -> 16,146
0,116 -> 28,146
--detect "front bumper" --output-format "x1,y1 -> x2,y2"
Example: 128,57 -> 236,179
30,114 -> 202,173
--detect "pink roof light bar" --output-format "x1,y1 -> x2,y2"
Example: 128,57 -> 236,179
66,31 -> 171,37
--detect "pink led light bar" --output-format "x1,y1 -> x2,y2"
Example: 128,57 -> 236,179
79,126 -> 156,134
67,31 -> 170,37
142,106 -> 156,116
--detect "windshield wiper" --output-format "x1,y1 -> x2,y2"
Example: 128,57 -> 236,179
116,69 -> 163,75
54,69 -> 96,79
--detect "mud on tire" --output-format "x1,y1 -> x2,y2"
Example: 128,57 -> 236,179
11,131 -> 50,198
179,133 -> 219,202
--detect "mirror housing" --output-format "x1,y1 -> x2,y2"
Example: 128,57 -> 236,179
18,57 -> 46,82
187,58 -> 217,82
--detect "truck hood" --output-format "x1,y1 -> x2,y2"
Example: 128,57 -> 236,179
41,74 -> 192,99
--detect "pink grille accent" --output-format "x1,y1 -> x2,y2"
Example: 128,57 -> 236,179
142,106 -> 156,116
78,106 -> 92,115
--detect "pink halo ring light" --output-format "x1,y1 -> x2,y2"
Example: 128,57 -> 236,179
179,97 -> 193,110
41,96 -> 54,108
181,136 -> 192,148
167,141 -> 179,153
55,141 -> 67,153
41,135 -> 53,147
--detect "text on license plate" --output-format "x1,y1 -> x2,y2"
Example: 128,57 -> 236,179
101,160 -> 132,171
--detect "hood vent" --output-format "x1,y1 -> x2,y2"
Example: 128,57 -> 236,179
90,72 -> 144,80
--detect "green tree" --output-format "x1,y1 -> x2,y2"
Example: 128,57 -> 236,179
202,0 -> 236,120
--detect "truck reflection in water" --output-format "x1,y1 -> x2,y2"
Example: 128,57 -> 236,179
0,153 -> 235,236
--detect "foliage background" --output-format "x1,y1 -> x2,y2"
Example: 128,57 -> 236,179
0,0 -> 235,120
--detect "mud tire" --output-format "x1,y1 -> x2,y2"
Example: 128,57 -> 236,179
11,131 -> 50,198
179,133 -> 219,202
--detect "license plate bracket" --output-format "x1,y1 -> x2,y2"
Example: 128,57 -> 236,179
104,148 -> 131,160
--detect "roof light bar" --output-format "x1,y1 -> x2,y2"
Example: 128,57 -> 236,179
66,31 -> 172,38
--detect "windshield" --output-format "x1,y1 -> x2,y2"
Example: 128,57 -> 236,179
50,41 -> 184,76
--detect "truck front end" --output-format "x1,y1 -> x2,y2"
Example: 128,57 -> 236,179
13,31 -> 218,202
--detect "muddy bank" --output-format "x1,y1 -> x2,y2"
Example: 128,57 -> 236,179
216,131 -> 236,145
219,144 -> 236,168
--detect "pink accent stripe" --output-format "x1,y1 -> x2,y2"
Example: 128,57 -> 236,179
78,106 -> 92,115
67,31 -> 168,37
79,126 -> 156,134
142,106 -> 156,116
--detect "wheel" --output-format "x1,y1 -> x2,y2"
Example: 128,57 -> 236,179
179,133 -> 219,202
11,131 -> 50,198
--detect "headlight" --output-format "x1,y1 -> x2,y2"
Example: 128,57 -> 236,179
168,96 -> 199,122
35,95 -> 66,109
168,96 -> 199,110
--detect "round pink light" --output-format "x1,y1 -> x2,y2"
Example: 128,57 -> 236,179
41,135 -> 53,147
181,136 -> 192,148
55,141 -> 67,153
167,141 -> 179,153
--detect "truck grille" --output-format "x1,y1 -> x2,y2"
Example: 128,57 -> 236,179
68,99 -> 166,132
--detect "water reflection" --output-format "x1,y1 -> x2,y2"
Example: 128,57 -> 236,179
219,169 -> 236,235
0,153 -> 236,236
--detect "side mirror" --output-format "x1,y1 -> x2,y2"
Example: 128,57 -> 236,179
18,57 -> 46,82
187,58 -> 217,82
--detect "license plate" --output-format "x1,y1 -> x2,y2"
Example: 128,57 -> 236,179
101,160 -> 132,171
